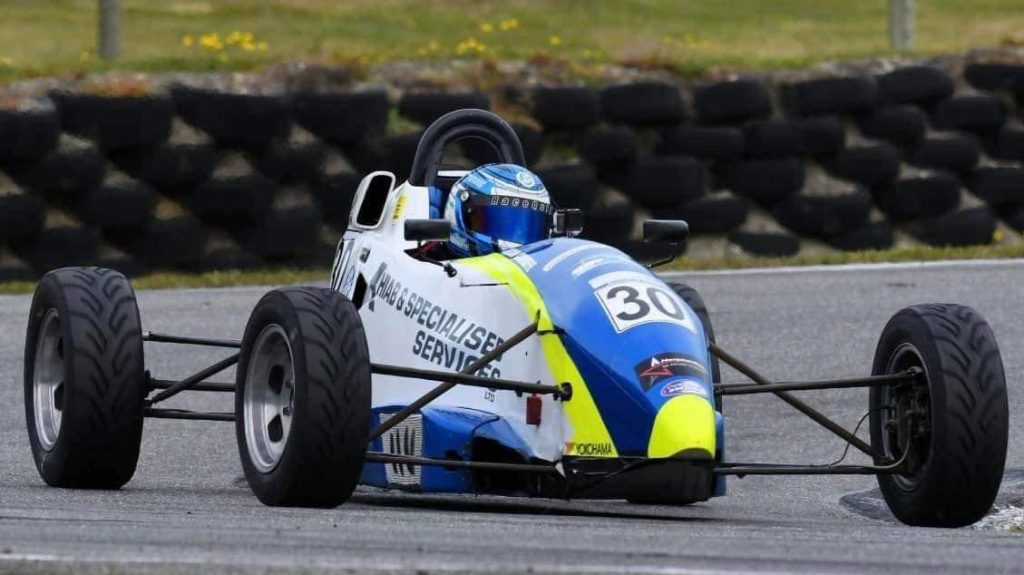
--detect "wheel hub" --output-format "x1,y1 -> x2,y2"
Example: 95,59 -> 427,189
243,324 -> 296,473
33,309 -> 65,452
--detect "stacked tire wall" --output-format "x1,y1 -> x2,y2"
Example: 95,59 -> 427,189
3,57 -> 1024,281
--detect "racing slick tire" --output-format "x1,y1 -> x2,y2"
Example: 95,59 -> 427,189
870,304 -> 1008,527
236,287 -> 371,507
24,267 -> 145,488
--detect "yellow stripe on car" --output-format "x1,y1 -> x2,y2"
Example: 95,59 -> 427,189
462,253 -> 618,457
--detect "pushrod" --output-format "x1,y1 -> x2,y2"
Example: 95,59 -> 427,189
713,464 -> 898,476
368,321 -> 539,440
144,408 -> 234,422
149,379 -> 235,393
365,452 -> 559,474
146,353 -> 240,405
143,332 -> 242,349
371,363 -> 567,399
715,371 -> 920,396
710,343 -> 885,461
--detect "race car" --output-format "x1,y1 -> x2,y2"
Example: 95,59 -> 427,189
22,109 -> 1009,527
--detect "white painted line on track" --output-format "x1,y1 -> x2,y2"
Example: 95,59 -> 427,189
662,258 -> 1024,277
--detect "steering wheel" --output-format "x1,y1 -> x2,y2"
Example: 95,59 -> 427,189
408,109 -> 526,188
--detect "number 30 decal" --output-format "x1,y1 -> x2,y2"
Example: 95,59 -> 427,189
591,272 -> 697,333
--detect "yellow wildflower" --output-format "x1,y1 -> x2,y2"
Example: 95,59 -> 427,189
0,57 -> 13,67
257,41 -> 269,52
182,35 -> 194,48
499,18 -> 519,31
480,22 -> 494,33
199,33 -> 223,51
548,35 -> 562,46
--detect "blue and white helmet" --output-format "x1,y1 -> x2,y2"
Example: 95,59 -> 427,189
444,164 -> 553,257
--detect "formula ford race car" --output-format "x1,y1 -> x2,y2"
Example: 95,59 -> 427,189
23,109 -> 1009,528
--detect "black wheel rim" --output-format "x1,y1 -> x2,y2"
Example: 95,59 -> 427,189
880,342 -> 931,490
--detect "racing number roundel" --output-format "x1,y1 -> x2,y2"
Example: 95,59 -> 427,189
590,271 -> 697,334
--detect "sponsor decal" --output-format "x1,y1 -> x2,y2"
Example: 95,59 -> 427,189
488,195 -> 552,214
515,170 -> 537,188
635,353 -> 708,391
541,243 -> 604,272
659,378 -> 709,398
368,263 -> 505,378
511,252 -> 537,272
565,442 -> 615,456
570,253 -> 631,278
380,413 -> 422,486
392,193 -> 408,220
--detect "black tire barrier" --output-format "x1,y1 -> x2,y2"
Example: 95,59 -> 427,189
693,79 -> 772,124
599,82 -> 688,126
722,158 -> 804,206
0,106 -> 61,163
744,120 -> 803,159
986,125 -> 1024,162
771,189 -> 873,239
172,86 -> 292,150
874,172 -> 961,221
0,251 -> 35,282
918,207 -> 997,247
580,125 -> 638,164
826,144 -> 901,188
624,156 -> 704,209
462,123 -> 543,167
74,177 -> 156,233
7,139 -> 105,203
657,126 -> 744,160
291,91 -> 390,146
581,202 -> 636,244
529,87 -> 601,131
94,245 -> 147,278
398,92 -> 490,126
0,189 -> 45,242
783,76 -> 878,116
906,134 -> 980,175
239,204 -> 322,261
832,220 -> 895,251
51,92 -> 174,150
877,66 -> 954,105
350,131 -> 422,181
653,192 -> 749,235
252,138 -> 327,182
964,62 -> 1024,93
930,95 -> 1006,134
969,166 -> 1024,208
11,225 -> 101,272
118,215 -> 206,270
189,167 -> 276,227
110,143 -> 218,198
727,231 -> 800,257
201,244 -> 264,272
537,164 -> 600,210
1002,205 -> 1024,232
856,105 -> 927,146
794,116 -> 846,158
311,171 -> 362,227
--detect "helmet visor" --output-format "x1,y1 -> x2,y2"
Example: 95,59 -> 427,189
462,194 -> 552,247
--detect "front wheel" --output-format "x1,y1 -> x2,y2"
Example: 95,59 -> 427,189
236,287 -> 371,507
870,304 -> 1008,527
24,267 -> 146,488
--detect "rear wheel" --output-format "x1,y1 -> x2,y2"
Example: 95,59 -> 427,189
24,267 -> 145,488
236,287 -> 371,507
870,304 -> 1008,527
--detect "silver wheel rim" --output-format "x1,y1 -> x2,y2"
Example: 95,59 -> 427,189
33,309 -> 65,452
244,324 -> 295,473
882,342 -> 930,490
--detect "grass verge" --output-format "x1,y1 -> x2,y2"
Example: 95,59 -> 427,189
2,244 -> 1022,295
2,1 -> 1024,82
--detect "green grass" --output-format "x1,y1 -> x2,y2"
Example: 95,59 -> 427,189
2,1 -> 1023,82
2,244 -> 1022,295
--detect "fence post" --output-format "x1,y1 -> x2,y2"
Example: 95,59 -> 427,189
889,0 -> 914,51
98,0 -> 121,60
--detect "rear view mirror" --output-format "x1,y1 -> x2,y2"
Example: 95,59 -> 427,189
643,219 -> 689,245
404,219 -> 451,243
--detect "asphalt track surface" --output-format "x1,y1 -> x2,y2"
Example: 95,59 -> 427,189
2,260 -> 1023,574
